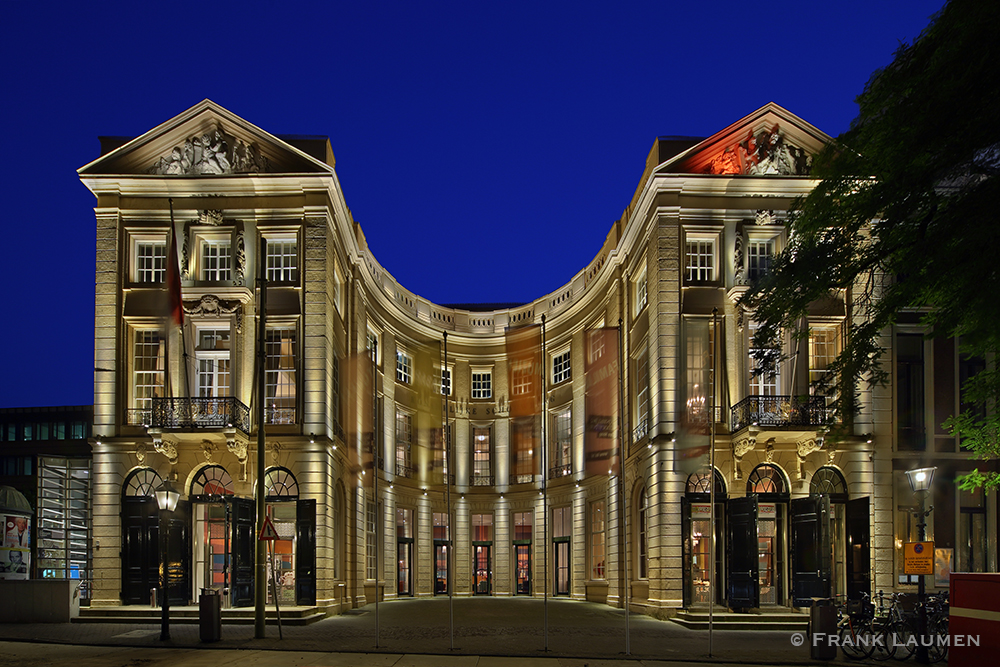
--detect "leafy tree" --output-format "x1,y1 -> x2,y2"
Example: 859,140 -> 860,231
741,0 -> 1000,490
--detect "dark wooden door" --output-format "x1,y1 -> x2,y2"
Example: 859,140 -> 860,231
295,498 -> 316,605
846,496 -> 871,601
230,497 -> 255,607
681,496 -> 692,607
121,497 -> 158,604
165,499 -> 191,605
790,495 -> 831,607
727,495 -> 758,610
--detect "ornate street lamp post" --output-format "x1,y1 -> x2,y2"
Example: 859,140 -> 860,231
155,478 -> 180,641
905,466 -> 936,664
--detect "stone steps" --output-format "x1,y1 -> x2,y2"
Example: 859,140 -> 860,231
672,609 -> 809,631
75,605 -> 326,626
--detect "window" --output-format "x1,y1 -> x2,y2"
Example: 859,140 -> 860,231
196,329 -> 231,398
635,269 -> 648,315
396,350 -> 412,384
514,511 -> 533,541
366,329 -> 380,364
265,238 -> 298,282
472,513 -> 493,541
746,239 -> 774,282
471,426 -> 492,485
131,329 -> 164,423
433,512 -> 449,540
809,325 -> 840,396
471,369 -> 492,399
264,326 -> 297,424
191,464 -> 234,496
552,349 -> 571,385
437,366 -> 452,395
511,358 -> 533,397
366,498 -> 377,579
685,238 -> 715,282
200,238 -> 232,281
552,407 -> 572,477
37,457 -> 92,600
749,323 -> 779,396
633,349 -> 649,442
637,487 -> 648,579
396,410 -> 412,478
590,499 -> 606,579
511,417 -> 535,484
134,239 -> 166,283
896,333 -> 925,451
685,319 -> 713,428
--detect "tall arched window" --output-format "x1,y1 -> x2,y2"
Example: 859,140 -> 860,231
190,464 -> 234,497
123,467 -> 162,498
264,466 -> 299,499
686,469 -> 727,497
810,466 -> 848,502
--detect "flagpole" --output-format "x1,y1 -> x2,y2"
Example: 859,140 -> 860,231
541,314 -> 548,652
375,377 -> 380,649
444,331 -> 454,651
618,321 -> 629,655
255,237 -> 268,639
164,200 -> 175,401
709,307 -> 718,657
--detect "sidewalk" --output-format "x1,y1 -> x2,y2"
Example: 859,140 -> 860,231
0,597 -> 857,666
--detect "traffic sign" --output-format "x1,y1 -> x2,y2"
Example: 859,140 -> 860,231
258,516 -> 280,541
904,541 -> 934,575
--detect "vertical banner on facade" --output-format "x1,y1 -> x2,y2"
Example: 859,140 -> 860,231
506,325 -> 542,480
676,318 -> 713,474
414,339 -> 443,488
585,328 -> 620,477
346,351 -> 374,488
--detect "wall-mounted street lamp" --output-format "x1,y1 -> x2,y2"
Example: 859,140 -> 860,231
905,466 -> 935,664
155,478 -> 180,641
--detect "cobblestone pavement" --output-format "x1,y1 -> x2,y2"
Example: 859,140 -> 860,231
0,597 -> 863,666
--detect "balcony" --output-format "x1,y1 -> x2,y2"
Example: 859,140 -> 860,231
264,407 -> 297,426
471,474 -> 494,487
149,397 -> 251,435
548,463 -> 572,480
730,395 -> 828,433
509,473 -> 534,485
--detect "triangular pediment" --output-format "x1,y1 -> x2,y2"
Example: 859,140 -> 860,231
659,103 -> 833,176
78,99 -> 334,176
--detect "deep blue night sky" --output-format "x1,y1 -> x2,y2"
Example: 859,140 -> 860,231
0,0 -> 946,408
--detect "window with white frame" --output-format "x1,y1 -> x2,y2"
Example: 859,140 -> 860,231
634,349 -> 650,441
396,350 -> 412,384
552,349 -> 571,385
365,497 -> 377,579
265,237 -> 298,282
749,323 -> 780,396
809,324 -> 840,393
395,409 -> 412,477
590,499 -> 606,579
471,426 -> 492,485
366,329 -> 380,363
511,359 -> 533,397
685,237 -> 715,282
635,269 -> 648,315
552,407 -> 572,475
747,238 -> 774,282
437,366 -> 452,395
133,237 -> 166,284
265,326 -> 297,424
196,328 -> 231,398
471,369 -> 492,399
200,237 -> 232,281
131,329 -> 164,421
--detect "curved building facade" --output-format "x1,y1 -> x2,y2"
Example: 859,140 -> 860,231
80,99 -> 986,618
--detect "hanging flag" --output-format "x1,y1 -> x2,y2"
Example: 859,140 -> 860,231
585,328 -> 620,477
676,318 -> 715,474
166,222 -> 184,326
506,325 -> 542,480
413,338 -> 443,487
346,350 -> 375,487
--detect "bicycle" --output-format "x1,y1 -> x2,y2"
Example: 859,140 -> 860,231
838,593 -> 876,660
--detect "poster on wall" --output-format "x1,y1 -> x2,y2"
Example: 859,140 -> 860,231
934,548 -> 953,588
1,514 -> 31,580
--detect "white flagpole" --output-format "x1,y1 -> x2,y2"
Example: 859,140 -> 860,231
541,314 -> 548,652
619,321 -> 629,655
709,307 -> 718,657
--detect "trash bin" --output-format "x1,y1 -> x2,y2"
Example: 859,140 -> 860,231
809,598 -> 837,660
199,588 -> 222,642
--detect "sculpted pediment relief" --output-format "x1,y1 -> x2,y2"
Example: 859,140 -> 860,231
705,124 -> 812,176
148,124 -> 270,175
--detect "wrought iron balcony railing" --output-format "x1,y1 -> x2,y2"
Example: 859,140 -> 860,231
149,397 -> 251,435
632,416 -> 649,443
125,408 -> 151,427
730,395 -> 828,433
471,474 -> 494,487
264,407 -> 297,425
396,463 -> 414,478
548,463 -> 572,480
509,473 -> 534,485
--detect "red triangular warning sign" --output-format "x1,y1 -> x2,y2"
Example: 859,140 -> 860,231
258,516 -> 280,541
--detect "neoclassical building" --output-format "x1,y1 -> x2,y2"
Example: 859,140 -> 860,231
78,100 -> 995,618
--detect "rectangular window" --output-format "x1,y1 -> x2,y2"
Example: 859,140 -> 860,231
396,506 -> 413,539
433,512 -> 449,540
511,359 -> 533,397
196,329 -> 231,398
396,350 -> 412,384
553,506 -> 571,539
472,426 -> 492,485
472,513 -> 493,542
749,323 -> 779,396
366,498 -> 377,579
685,319 -> 712,427
896,333 -> 925,451
590,499 -> 606,579
396,410 -> 412,478
266,238 -> 298,282
511,417 -> 535,484
200,239 -> 232,281
367,330 -> 380,364
132,329 -> 164,422
685,239 -> 715,282
514,511 -> 533,541
135,240 -> 166,283
437,367 -> 452,396
552,407 -> 572,476
36,457 -> 92,601
634,350 -> 649,442
471,370 -> 492,399
809,325 -> 840,394
265,326 -> 297,424
635,270 -> 648,315
552,349 -> 571,384
747,239 -> 774,282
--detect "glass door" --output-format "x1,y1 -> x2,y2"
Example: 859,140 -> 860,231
397,541 -> 412,596
473,545 -> 491,594
515,544 -> 531,595
193,501 -> 228,600
434,544 -> 448,594
554,541 -> 570,595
